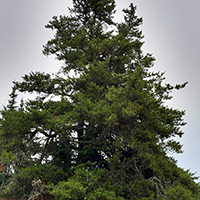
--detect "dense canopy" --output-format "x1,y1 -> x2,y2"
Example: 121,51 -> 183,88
0,0 -> 199,199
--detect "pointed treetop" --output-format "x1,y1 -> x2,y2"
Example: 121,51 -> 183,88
71,0 -> 116,25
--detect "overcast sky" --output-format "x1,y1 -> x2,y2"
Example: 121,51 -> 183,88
0,0 -> 200,179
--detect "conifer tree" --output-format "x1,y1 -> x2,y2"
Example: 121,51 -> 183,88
0,0 -> 200,199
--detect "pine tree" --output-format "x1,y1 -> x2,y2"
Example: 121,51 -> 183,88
0,0 -> 200,199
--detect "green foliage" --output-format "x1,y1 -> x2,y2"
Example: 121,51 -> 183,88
50,167 -> 124,200
0,0 -> 199,199
165,184 -> 193,200
0,163 -> 67,199
51,179 -> 87,200
18,164 -> 68,184
86,188 -> 124,200
0,179 -> 19,198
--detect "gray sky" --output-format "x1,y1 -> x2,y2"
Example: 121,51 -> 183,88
0,0 -> 200,178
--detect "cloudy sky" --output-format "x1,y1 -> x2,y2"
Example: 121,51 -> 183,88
0,0 -> 200,178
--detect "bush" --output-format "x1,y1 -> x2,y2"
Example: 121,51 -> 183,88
50,167 -> 124,200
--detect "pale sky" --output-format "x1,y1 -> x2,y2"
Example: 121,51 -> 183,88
0,0 -> 200,179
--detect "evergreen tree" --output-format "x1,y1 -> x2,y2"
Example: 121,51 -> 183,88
0,0 -> 199,199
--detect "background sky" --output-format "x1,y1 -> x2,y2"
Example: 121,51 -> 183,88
0,0 -> 200,179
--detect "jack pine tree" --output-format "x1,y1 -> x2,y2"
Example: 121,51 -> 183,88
0,0 -> 200,199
